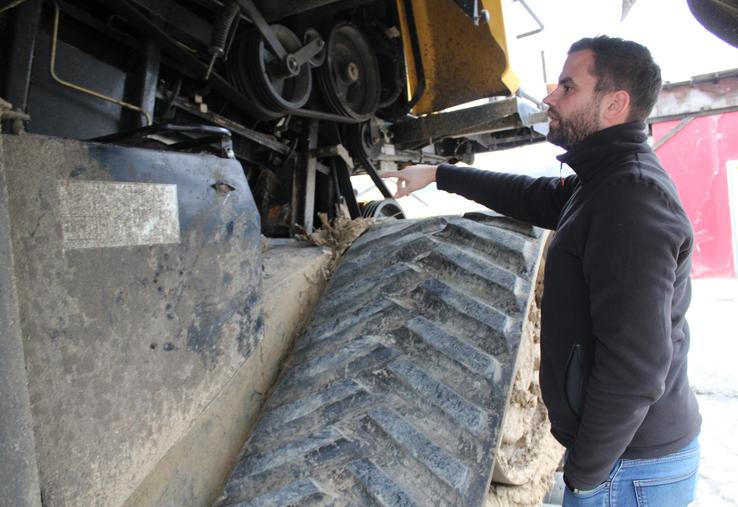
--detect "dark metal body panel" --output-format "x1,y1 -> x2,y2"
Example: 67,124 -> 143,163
28,31 -> 129,138
0,134 -> 263,506
2,0 -> 42,113
0,131 -> 42,507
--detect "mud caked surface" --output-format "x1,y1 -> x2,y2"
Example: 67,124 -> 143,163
215,214 -> 547,507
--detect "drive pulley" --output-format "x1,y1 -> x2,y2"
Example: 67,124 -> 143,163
318,23 -> 381,121
227,24 -> 319,117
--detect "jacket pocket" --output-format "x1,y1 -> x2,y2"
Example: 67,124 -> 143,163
565,344 -> 584,418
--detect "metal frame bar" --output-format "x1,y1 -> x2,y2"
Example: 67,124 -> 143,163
514,0 -> 544,38
2,0 -> 42,113
49,3 -> 153,125
390,98 -> 524,150
130,39 -> 161,128
652,116 -> 696,151
166,95 -> 290,154
302,119 -> 319,233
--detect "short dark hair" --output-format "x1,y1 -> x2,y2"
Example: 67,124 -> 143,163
569,36 -> 662,122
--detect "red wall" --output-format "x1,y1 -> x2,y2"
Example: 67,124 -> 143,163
653,111 -> 738,278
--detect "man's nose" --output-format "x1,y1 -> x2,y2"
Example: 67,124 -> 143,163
543,90 -> 555,107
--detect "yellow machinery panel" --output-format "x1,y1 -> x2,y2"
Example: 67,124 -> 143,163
398,0 -> 520,115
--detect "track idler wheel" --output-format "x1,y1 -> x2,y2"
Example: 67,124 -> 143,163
318,23 -> 381,121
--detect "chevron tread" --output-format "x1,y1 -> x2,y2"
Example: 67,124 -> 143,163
215,214 -> 546,507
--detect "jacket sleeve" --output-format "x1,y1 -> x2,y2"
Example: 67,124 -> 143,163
436,163 -> 576,230
563,178 -> 689,490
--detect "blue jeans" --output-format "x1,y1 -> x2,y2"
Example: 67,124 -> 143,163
563,437 -> 700,506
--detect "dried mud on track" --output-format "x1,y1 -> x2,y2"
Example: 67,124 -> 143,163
216,214 -> 552,506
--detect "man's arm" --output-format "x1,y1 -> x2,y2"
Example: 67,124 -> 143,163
564,178 -> 687,490
383,163 -> 577,230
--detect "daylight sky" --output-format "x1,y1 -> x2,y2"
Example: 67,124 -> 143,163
466,0 -> 738,174
505,0 -> 738,100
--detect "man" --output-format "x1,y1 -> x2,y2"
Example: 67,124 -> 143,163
383,36 -> 701,506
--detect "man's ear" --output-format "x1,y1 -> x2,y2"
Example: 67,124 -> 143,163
602,90 -> 631,124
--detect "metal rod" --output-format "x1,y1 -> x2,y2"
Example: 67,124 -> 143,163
652,115 -> 695,151
515,0 -> 544,39
517,88 -> 544,109
0,0 -> 28,14
168,96 -> 290,154
302,119 -> 319,233
50,4 -> 152,125
541,50 -> 548,84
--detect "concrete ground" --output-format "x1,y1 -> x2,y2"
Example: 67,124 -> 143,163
688,277 -> 738,506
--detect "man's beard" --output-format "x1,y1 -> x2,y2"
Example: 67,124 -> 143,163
547,99 -> 602,149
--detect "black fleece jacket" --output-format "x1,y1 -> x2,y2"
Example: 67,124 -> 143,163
437,122 -> 701,490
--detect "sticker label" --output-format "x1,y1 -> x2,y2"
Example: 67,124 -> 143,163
58,181 -> 180,250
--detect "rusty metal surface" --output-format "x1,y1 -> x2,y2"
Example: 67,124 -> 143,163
1,134 -> 263,506
398,0 -> 519,115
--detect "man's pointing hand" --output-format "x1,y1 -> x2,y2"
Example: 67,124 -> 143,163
381,164 -> 438,199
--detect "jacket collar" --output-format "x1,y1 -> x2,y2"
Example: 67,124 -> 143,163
556,122 -> 651,182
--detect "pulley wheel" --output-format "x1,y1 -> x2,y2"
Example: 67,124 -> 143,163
365,23 -> 405,111
248,24 -> 312,113
318,23 -> 381,120
228,24 -> 312,116
361,198 -> 405,219
345,121 -> 382,162
226,36 -> 282,120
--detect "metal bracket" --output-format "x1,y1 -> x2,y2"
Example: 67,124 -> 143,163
290,37 -> 325,68
317,144 -> 354,170
50,3 -> 152,125
0,97 -> 31,134
514,0 -> 544,39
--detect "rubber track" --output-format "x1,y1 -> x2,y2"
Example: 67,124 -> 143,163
215,214 -> 545,507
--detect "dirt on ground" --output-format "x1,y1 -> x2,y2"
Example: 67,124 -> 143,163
487,250 -> 565,507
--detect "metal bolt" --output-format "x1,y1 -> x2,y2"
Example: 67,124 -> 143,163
345,62 -> 359,82
287,55 -> 299,75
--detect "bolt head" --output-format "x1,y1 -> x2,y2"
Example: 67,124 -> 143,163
287,56 -> 299,75
345,62 -> 360,82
